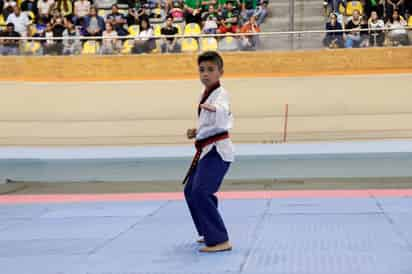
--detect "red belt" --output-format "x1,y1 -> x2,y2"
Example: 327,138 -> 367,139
182,131 -> 229,184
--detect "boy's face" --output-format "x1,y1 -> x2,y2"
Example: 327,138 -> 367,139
199,61 -> 223,87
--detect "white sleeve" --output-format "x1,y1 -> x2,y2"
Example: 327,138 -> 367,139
213,90 -> 231,128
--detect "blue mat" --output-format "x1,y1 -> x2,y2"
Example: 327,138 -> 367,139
1,197 -> 411,274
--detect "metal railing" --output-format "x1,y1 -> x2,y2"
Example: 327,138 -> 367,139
0,26 -> 411,55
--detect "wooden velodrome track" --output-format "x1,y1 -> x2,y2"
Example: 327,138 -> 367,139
0,48 -> 411,146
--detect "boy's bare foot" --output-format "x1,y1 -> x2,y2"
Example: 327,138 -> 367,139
199,241 -> 232,253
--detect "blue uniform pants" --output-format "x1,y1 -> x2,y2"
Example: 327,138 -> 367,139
184,146 -> 231,246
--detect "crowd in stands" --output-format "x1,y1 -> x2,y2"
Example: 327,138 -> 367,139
324,0 -> 412,48
0,0 -> 269,55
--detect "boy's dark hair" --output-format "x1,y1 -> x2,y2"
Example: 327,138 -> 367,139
197,51 -> 224,71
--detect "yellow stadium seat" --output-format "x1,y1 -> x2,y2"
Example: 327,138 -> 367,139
82,40 -> 100,54
98,9 -> 111,19
218,36 -> 239,51
345,1 -> 363,16
121,39 -> 134,54
181,38 -> 199,52
184,23 -> 201,36
128,25 -> 140,36
0,14 -> 5,27
23,41 -> 41,54
153,24 -> 162,36
200,37 -> 218,51
27,11 -> 35,23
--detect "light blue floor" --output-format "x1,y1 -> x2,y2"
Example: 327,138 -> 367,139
1,196 -> 412,274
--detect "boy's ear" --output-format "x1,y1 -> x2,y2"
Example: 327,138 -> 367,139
220,69 -> 224,76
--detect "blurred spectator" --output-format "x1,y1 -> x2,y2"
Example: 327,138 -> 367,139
160,15 -> 181,52
359,15 -> 369,47
2,0 -> 17,19
368,10 -> 384,46
101,22 -> 120,54
20,0 -> 39,18
57,0 -> 73,20
200,0 -> 217,15
62,19 -> 82,54
184,0 -> 202,24
106,4 -> 128,35
253,0 -> 267,25
240,0 -> 256,24
201,5 -> 219,33
169,0 -> 184,20
73,0 -> 91,24
327,0 -> 339,13
43,22 -> 55,54
127,0 -> 149,26
386,9 -> 409,45
132,17 -> 155,53
83,6 -> 105,36
344,9 -> 361,47
323,12 -> 343,48
150,1 -> 166,19
240,14 -> 259,50
37,0 -> 55,21
364,0 -> 384,18
217,0 -> 238,33
386,0 -> 405,18
6,6 -> 30,36
0,22 -> 20,55
50,15 -> 65,53
36,15 -> 48,33
406,0 -> 412,15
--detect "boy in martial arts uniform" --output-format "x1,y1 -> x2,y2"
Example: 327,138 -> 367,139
183,51 -> 234,253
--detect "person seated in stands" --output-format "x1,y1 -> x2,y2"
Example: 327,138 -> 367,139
106,4 -> 128,36
169,0 -> 184,20
358,15 -> 370,47
386,0 -> 406,19
253,0 -> 267,26
323,12 -> 343,48
160,15 -> 181,52
101,22 -> 121,54
240,0 -> 256,24
344,9 -> 362,48
368,10 -> 384,46
132,17 -> 155,53
2,0 -> 17,20
62,19 -> 82,55
150,1 -> 166,19
56,0 -> 74,21
83,6 -> 105,36
48,15 -> 66,54
0,22 -> 20,55
127,0 -> 149,26
386,9 -> 409,45
20,0 -> 38,18
239,14 -> 260,50
73,0 -> 90,25
363,0 -> 384,18
184,0 -> 202,24
200,0 -> 217,17
6,6 -> 29,36
217,0 -> 239,33
201,5 -> 219,33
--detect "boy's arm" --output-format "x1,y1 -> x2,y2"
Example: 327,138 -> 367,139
200,90 -> 231,126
